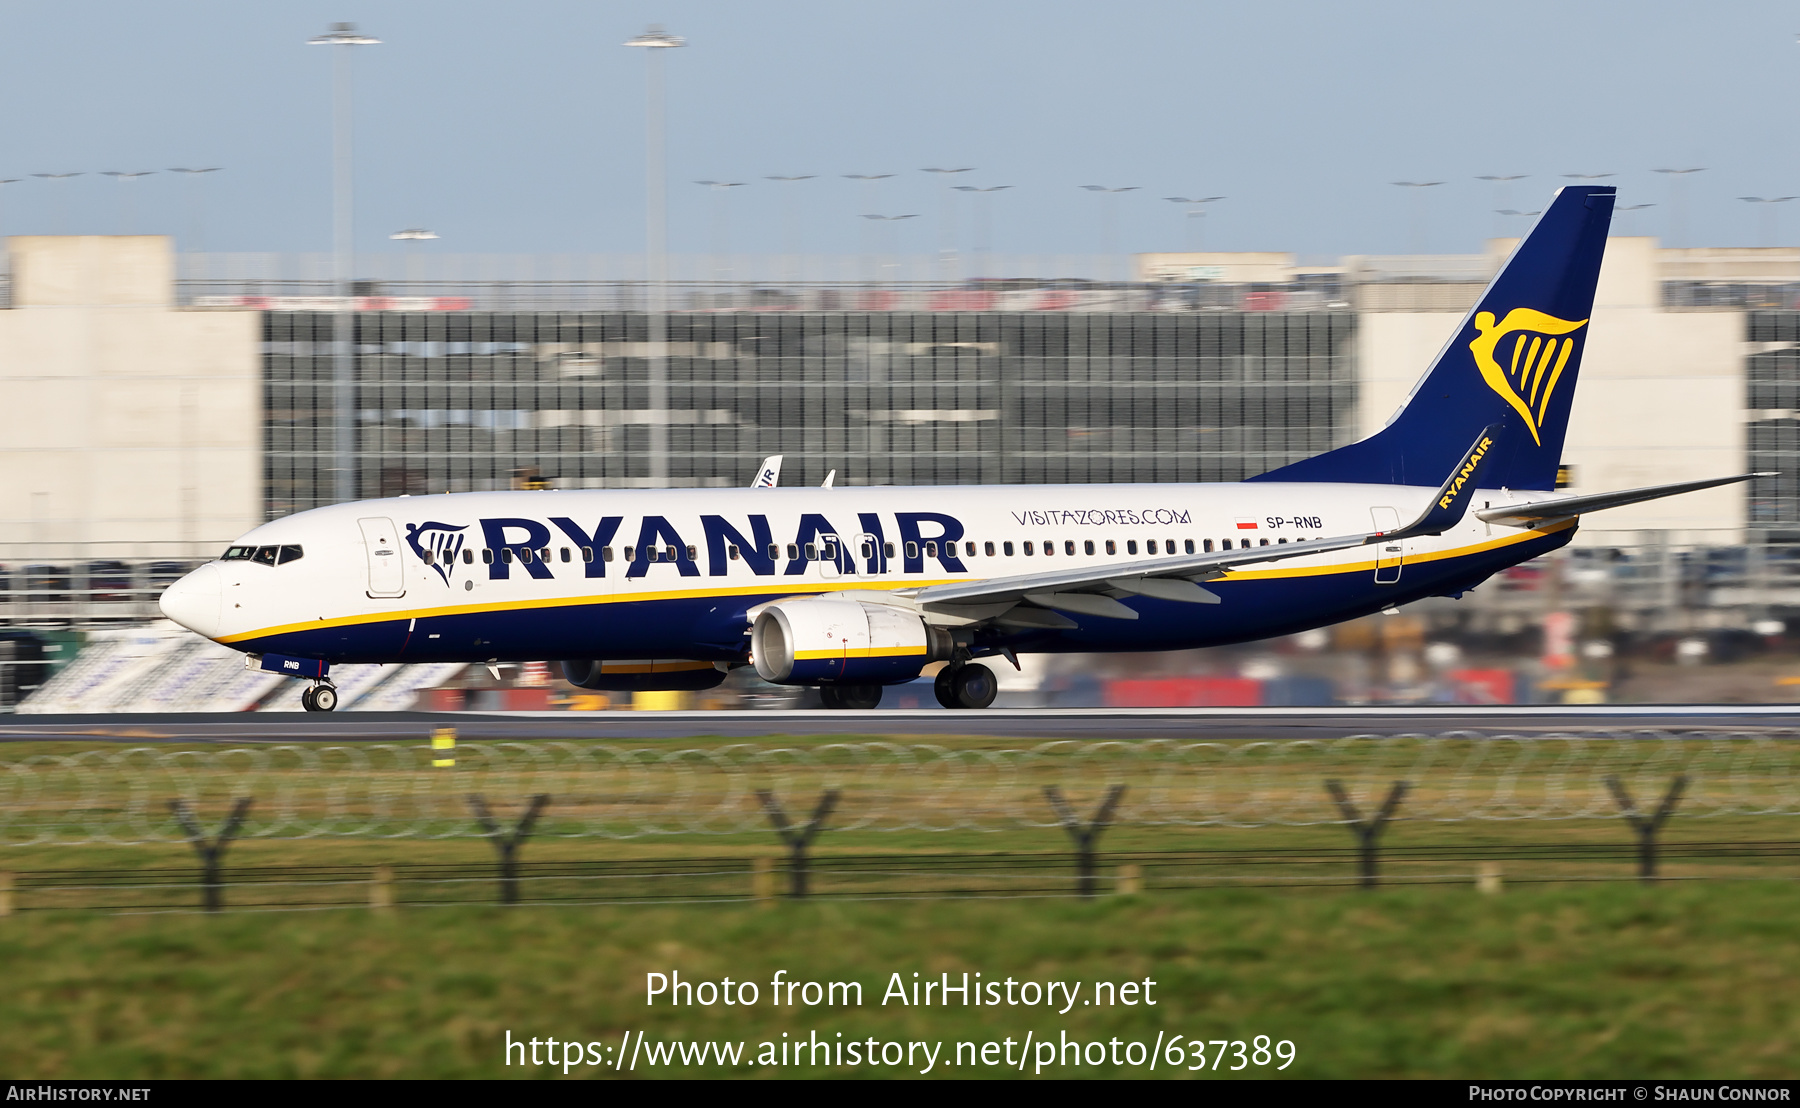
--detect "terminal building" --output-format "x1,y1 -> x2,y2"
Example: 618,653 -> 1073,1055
0,233 -> 1796,705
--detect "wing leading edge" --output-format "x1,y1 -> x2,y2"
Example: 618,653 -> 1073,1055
909,425 -> 1504,620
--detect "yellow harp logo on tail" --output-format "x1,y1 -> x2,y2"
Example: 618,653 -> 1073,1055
1469,308 -> 1588,445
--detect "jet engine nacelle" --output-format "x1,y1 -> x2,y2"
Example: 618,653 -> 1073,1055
559,659 -> 728,692
751,597 -> 953,685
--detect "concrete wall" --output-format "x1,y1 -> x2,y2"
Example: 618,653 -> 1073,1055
0,236 -> 261,558
1357,236 -> 1746,546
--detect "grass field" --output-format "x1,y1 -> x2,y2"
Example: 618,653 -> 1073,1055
3,881 -> 1796,1079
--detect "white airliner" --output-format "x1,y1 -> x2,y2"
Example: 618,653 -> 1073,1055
159,186 -> 1752,711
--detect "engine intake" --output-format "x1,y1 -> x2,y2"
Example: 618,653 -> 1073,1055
752,598 -> 952,685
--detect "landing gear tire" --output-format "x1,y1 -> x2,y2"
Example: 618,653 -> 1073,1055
302,684 -> 338,713
818,686 -> 844,710
936,664 -> 998,710
837,684 -> 882,710
933,669 -> 959,709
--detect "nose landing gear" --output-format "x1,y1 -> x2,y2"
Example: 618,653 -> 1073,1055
300,683 -> 339,713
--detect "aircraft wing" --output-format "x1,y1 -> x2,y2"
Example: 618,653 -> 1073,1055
908,425 -> 1502,621
1475,473 -> 1766,526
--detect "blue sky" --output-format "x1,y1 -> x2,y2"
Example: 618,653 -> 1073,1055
0,0 -> 1793,257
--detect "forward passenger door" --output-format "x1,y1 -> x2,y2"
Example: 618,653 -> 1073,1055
359,517 -> 407,598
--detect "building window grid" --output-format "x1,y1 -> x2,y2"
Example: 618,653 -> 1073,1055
262,312 -> 1356,518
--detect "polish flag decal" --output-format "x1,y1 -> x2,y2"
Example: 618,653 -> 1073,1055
1234,518 -> 1259,531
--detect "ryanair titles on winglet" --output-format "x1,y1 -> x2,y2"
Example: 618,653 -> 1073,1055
404,511 -> 972,586
1438,435 -> 1494,511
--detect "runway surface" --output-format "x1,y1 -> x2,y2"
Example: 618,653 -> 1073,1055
1,705 -> 1797,743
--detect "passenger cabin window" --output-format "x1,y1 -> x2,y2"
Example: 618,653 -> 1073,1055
924,541 -> 937,557
1185,539 -> 1196,554
463,549 -> 475,564
1023,542 -> 1034,556
883,542 -> 895,558
1204,539 -> 1214,553
600,547 -> 613,562
1105,540 -> 1116,555
1222,539 -> 1233,550
251,546 -> 279,566
1067,541 -> 1078,556
1127,540 -> 1138,555
222,546 -> 255,561
905,542 -> 920,560
1146,540 -> 1158,555
1043,540 -> 1055,556
560,547 -> 571,562
582,547 -> 594,562
984,542 -> 996,557
624,546 -> 636,562
422,550 -> 435,566
861,541 -> 874,559
686,545 -> 697,561
786,544 -> 799,560
519,548 -> 532,563
804,543 -> 818,560
767,544 -> 779,560
728,545 -> 741,561
965,541 -> 976,557
1003,542 -> 1014,556
502,548 -> 515,564
1260,538 -> 1270,547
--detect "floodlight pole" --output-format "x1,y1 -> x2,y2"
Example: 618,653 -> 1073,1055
309,23 -> 380,506
627,26 -> 685,487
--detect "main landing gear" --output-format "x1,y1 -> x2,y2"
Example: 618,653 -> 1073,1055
300,682 -> 339,713
819,684 -> 883,710
934,663 -> 998,710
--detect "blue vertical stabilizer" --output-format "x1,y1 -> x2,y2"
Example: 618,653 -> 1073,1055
1250,185 -> 1615,489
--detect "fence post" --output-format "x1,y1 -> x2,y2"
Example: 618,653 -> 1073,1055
1042,785 -> 1127,898
0,871 -> 12,918
467,794 -> 551,904
1604,775 -> 1687,883
168,797 -> 254,912
755,789 -> 840,898
371,864 -> 395,911
1324,780 -> 1408,889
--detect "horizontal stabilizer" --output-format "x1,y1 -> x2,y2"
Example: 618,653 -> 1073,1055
1476,473 -> 1767,525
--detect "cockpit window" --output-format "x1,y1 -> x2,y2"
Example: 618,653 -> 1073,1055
251,546 -> 279,566
277,545 -> 304,565
222,546 -> 255,561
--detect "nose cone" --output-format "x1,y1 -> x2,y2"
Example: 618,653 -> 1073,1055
159,564 -> 222,639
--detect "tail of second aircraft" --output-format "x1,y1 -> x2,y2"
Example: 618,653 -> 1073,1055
1251,184 -> 1615,490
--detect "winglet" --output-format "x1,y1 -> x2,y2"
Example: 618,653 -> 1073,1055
1371,423 -> 1503,543
751,455 -> 783,489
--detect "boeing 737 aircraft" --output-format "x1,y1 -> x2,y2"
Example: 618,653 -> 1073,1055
159,185 -> 1754,711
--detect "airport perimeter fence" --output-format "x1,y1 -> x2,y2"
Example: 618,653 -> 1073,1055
1,732 -> 1798,913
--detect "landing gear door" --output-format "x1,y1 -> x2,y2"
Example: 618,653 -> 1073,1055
359,517 -> 407,598
1370,506 -> 1403,585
